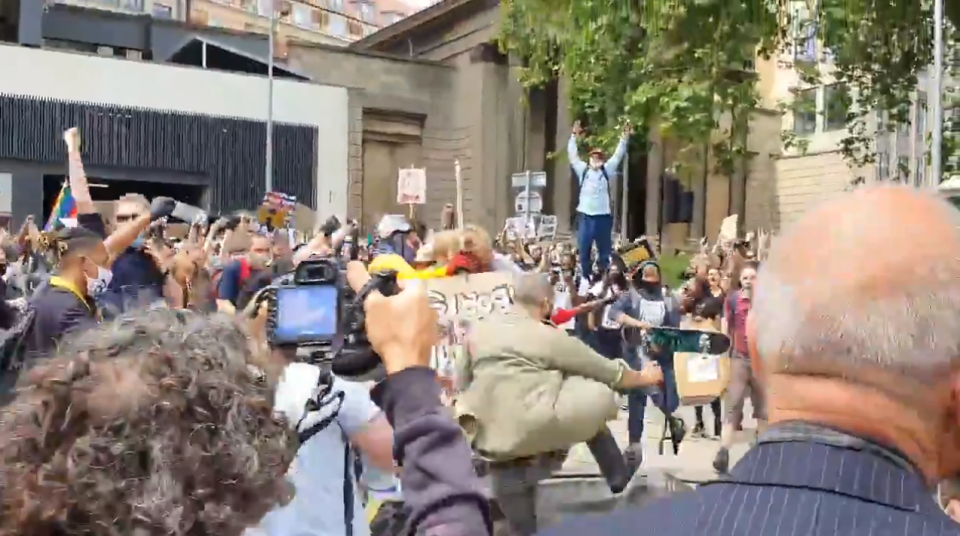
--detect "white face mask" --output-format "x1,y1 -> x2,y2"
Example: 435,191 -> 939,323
86,265 -> 113,297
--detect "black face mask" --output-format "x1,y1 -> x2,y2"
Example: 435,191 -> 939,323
638,280 -> 660,292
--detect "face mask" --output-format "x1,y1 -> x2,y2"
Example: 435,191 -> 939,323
638,280 -> 660,292
86,264 -> 113,297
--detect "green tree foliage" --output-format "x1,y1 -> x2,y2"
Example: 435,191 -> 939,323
498,0 -> 944,176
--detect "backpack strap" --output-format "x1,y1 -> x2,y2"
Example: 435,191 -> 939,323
579,167 -> 614,203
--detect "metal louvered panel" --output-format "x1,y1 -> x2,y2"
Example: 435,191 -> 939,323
0,94 -> 318,213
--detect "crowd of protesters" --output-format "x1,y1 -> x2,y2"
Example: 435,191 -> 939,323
0,124 -> 957,536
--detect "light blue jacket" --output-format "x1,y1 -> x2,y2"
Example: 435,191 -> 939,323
568,134 -> 628,216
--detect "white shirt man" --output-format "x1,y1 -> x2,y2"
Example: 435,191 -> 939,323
248,363 -> 394,536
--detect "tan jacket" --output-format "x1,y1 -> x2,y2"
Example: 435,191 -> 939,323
455,313 -> 628,460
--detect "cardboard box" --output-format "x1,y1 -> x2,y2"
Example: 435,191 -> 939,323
674,317 -> 731,406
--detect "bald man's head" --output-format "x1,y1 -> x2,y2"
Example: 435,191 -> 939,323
752,185 -> 960,387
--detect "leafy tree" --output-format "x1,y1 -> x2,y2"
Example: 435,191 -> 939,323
498,0 -> 946,180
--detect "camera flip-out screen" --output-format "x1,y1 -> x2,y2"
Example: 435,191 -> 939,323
273,285 -> 339,345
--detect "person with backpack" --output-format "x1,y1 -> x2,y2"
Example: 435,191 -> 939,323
568,119 -> 631,286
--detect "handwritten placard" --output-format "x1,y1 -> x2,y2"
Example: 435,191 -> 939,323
397,168 -> 427,204
426,273 -> 515,380
537,215 -> 558,239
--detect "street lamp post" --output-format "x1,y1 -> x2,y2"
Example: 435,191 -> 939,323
265,2 -> 277,194
932,0 -> 944,185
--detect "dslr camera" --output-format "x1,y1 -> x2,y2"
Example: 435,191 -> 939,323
256,257 -> 399,378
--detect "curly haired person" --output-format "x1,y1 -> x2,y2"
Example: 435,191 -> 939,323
0,308 -> 297,536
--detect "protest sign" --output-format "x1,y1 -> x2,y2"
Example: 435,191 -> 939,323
258,191 -> 296,230
504,216 -> 536,241
511,171 -> 546,216
397,168 -> 427,205
426,272 -> 515,377
537,215 -> 558,240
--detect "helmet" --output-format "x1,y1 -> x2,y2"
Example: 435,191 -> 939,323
376,214 -> 412,239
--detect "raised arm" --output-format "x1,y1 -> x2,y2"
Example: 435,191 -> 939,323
63,128 -> 97,216
603,121 -> 633,175
568,121 -> 587,181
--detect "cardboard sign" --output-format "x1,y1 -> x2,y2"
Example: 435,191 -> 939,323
258,191 -> 296,230
537,215 -> 558,240
674,318 -> 731,406
426,272 -> 515,380
620,238 -> 655,269
397,168 -> 427,204
504,216 -> 536,241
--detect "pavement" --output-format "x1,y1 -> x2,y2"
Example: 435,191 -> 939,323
558,400 -> 757,483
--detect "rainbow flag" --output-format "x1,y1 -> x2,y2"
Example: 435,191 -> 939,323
45,181 -> 78,231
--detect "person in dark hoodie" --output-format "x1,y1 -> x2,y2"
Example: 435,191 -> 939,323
609,260 -> 684,468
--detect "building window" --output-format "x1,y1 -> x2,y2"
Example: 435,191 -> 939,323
384,11 -> 403,25
327,0 -> 343,13
328,12 -> 346,35
359,1 -> 375,23
208,16 -> 225,27
823,84 -> 848,132
121,0 -> 145,11
896,156 -> 910,182
152,3 -> 172,18
793,88 -> 817,135
916,92 -> 928,140
292,3 -> 317,28
876,110 -> 888,133
877,151 -> 890,181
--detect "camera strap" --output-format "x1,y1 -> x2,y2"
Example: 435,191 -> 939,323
295,374 -> 345,445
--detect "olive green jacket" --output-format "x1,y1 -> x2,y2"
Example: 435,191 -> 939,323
455,313 -> 628,460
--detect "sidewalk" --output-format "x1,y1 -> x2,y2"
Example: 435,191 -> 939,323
559,402 -> 756,483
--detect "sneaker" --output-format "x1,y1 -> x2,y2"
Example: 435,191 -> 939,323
692,421 -> 706,438
624,443 -> 643,475
713,447 -> 730,474
668,417 -> 686,454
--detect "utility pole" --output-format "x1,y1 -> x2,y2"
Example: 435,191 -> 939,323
932,0 -> 944,185
265,0 -> 277,193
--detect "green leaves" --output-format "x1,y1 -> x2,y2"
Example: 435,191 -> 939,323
500,0 -> 955,178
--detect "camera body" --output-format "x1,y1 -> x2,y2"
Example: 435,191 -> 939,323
259,257 -> 399,378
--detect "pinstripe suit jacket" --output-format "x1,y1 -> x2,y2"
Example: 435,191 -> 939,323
541,424 -> 960,536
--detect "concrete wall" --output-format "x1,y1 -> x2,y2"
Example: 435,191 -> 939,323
773,151 -> 860,229
0,43 -> 349,218
288,0 -> 534,234
286,44 -> 464,230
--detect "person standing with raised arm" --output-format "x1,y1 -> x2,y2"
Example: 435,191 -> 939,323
568,120 -> 631,285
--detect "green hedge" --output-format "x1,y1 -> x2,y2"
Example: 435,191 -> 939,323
657,253 -> 692,290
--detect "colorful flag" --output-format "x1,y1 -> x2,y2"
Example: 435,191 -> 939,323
44,181 -> 78,231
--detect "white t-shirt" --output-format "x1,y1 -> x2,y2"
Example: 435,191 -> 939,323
553,277 -> 591,331
249,364 -> 381,536
589,282 -> 622,330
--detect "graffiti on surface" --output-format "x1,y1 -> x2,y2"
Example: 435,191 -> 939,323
425,272 -> 515,320
426,273 -> 516,391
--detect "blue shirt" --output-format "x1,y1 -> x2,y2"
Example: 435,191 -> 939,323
99,248 -> 164,318
216,259 -> 246,306
568,134 -> 628,216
